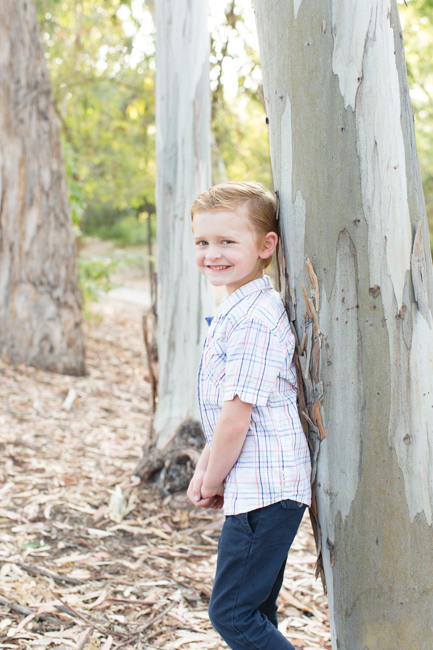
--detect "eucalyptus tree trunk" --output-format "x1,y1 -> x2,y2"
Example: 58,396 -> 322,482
0,0 -> 85,375
153,0 -> 213,448
254,1 -> 433,648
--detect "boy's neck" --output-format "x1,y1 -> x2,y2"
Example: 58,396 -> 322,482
225,269 -> 265,295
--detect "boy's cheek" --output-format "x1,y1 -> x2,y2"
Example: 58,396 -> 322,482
195,252 -> 205,269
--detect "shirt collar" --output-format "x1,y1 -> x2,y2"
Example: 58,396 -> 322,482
218,275 -> 273,317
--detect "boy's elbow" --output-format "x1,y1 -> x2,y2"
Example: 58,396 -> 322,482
220,417 -> 250,439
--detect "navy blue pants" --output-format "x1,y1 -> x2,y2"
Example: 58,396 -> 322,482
209,499 -> 306,650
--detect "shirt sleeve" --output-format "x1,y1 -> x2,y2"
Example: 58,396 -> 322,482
223,317 -> 291,406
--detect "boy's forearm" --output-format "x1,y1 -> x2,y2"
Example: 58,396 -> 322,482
202,396 -> 252,493
203,421 -> 249,491
195,443 -> 211,475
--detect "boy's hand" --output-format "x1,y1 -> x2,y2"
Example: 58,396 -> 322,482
201,478 -> 225,501
187,471 -> 223,509
208,494 -> 224,510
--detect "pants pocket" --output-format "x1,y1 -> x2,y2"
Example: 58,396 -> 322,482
234,508 -> 263,535
246,507 -> 262,534
280,499 -> 305,510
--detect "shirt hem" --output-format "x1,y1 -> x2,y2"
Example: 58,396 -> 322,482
223,493 -> 312,517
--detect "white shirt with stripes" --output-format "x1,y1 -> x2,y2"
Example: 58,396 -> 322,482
197,275 -> 312,516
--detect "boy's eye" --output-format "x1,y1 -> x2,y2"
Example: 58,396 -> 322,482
196,240 -> 208,247
222,240 -> 234,245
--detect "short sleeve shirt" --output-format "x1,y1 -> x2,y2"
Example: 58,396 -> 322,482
197,275 -> 311,516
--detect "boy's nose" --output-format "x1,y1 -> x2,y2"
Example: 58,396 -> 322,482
206,247 -> 222,261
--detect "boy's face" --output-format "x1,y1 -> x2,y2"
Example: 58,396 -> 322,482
192,209 -> 275,295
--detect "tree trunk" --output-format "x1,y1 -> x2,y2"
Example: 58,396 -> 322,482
254,1 -> 433,648
0,0 -> 85,375
152,0 -> 213,449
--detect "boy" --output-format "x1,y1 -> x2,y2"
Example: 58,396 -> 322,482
187,181 -> 311,649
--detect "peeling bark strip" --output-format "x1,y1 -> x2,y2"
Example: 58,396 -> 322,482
0,0 -> 85,375
254,1 -> 433,648
152,0 -> 213,448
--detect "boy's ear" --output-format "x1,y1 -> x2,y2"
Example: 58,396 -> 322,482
259,232 -> 278,260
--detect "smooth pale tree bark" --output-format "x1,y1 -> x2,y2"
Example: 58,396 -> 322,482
254,1 -> 433,648
153,0 -> 213,448
0,0 -> 85,375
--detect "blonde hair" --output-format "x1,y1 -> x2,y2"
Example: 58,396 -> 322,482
190,181 -> 279,269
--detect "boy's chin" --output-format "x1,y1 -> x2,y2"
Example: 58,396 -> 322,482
207,278 -> 228,287
201,272 -> 229,287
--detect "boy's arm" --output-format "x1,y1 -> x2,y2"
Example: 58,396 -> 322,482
187,444 -> 219,508
195,443 -> 211,475
201,395 -> 252,498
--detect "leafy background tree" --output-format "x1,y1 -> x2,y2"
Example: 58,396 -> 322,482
401,0 -> 433,238
209,1 -> 271,186
35,0 -> 156,243
34,0 -> 432,256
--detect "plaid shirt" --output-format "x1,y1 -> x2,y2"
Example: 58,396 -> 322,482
198,276 -> 311,516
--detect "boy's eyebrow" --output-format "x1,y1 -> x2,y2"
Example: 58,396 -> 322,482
193,234 -> 239,240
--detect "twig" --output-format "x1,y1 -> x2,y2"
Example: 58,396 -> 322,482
141,600 -> 176,632
0,595 -> 34,617
50,590 -> 120,639
111,635 -> 139,650
111,602 -> 176,650
17,562 -> 85,585
0,595 -> 60,625
141,313 -> 157,412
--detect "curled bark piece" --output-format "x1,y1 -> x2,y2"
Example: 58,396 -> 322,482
294,350 -> 309,439
311,337 -> 321,384
297,263 -> 326,591
306,257 -> 320,311
308,296 -> 321,338
303,318 -> 313,383
301,282 -> 314,319
310,398 -> 327,440
309,508 -> 326,591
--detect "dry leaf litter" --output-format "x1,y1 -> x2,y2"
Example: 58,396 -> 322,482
0,296 -> 331,650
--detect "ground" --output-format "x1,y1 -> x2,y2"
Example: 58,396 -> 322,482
0,290 -> 331,649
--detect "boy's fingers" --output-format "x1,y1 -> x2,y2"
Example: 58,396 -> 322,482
196,496 -> 212,507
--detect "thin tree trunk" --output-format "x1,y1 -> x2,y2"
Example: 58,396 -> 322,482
0,0 -> 85,375
254,1 -> 433,648
153,0 -> 213,449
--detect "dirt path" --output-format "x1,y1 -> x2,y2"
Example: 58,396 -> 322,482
0,299 -> 331,649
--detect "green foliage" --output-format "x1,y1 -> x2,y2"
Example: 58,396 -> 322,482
209,2 -> 272,189
77,249 -> 147,316
92,213 -> 155,245
76,254 -> 118,318
35,0 -> 156,234
34,0 -> 272,247
213,96 -> 271,187
400,1 -> 433,241
35,0 -> 433,257
62,141 -> 87,236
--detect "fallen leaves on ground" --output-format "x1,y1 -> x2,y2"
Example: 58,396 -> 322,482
0,298 -> 331,649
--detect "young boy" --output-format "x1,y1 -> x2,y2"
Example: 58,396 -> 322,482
187,181 -> 311,650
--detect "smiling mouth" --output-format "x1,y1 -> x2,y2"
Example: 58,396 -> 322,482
207,265 -> 231,271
